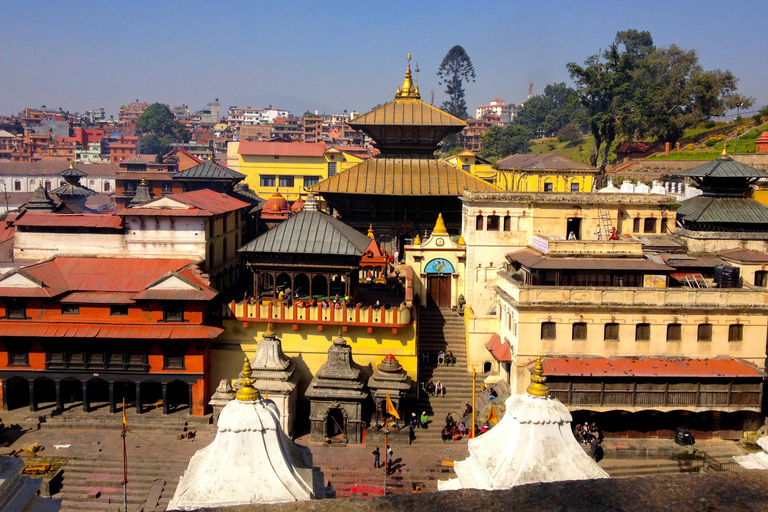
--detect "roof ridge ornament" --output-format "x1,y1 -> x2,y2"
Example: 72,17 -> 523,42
526,355 -> 550,398
432,213 -> 448,236
235,357 -> 261,402
395,52 -> 421,100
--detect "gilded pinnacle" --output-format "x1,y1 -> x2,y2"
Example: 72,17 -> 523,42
432,213 -> 448,236
236,357 -> 261,402
526,356 -> 550,397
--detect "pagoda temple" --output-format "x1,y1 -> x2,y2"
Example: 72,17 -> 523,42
310,54 -> 498,255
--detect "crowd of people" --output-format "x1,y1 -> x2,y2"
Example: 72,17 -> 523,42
440,412 -> 468,442
573,422 -> 604,460
421,350 -> 455,366
423,379 -> 447,397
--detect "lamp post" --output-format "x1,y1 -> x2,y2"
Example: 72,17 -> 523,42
381,428 -> 390,495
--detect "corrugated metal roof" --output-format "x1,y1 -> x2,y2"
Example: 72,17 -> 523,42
237,142 -> 326,157
310,158 -> 500,195
678,155 -> 768,178
165,189 -> 250,215
718,249 -> 768,263
348,99 -> 465,127
0,162 -> 119,177
14,212 -> 123,229
506,248 -> 672,271
539,357 -> 765,378
241,209 -> 372,256
497,153 -> 596,171
174,160 -> 245,180
677,196 -> 768,224
0,322 -> 223,339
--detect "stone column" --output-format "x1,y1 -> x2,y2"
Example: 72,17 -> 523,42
162,383 -> 169,415
82,381 -> 89,412
109,382 -> 116,414
188,383 -> 194,416
55,380 -> 63,412
135,382 -> 142,414
29,381 -> 36,412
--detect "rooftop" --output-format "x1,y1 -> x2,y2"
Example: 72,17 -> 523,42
13,212 -> 123,230
540,357 -> 765,379
237,141 -> 327,158
678,153 -> 768,178
174,159 -> 245,181
497,153 -> 596,171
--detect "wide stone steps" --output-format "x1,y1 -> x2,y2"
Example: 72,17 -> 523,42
323,462 -> 459,495
55,457 -> 187,512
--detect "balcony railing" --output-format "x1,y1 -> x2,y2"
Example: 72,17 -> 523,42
224,300 -> 412,329
496,272 -> 768,308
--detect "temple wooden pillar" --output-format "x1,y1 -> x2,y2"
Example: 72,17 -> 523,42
28,381 -> 36,412
55,380 -> 63,412
162,383 -> 169,415
136,382 -> 143,414
188,384 -> 194,416
109,381 -> 116,413
82,381 -> 89,412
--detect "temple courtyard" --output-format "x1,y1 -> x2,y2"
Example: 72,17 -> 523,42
0,413 -> 754,511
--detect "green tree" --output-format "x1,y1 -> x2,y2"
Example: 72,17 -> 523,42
135,103 -> 190,155
436,45 -> 476,119
556,123 -> 583,143
515,83 -> 586,137
479,125 -> 531,160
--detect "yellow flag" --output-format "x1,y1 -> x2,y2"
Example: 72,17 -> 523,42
385,392 -> 400,420
486,403 -> 498,425
122,398 -> 129,429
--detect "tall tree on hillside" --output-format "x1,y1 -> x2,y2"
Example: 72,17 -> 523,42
514,82 -> 586,137
135,103 -> 190,155
479,124 -> 532,160
437,45 -> 476,119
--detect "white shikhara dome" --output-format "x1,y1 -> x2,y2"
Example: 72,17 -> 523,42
438,357 -> 609,490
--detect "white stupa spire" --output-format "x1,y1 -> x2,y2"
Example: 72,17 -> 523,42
438,356 -> 608,490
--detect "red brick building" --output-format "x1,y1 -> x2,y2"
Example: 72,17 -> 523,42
0,257 -> 222,416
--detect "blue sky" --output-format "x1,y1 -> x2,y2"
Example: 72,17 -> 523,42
1,0 -> 766,118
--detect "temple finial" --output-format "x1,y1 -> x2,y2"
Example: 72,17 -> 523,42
265,322 -> 274,336
236,357 -> 261,401
526,356 -> 550,398
367,224 -> 375,238
721,144 -> 728,157
414,233 -> 421,245
395,52 -> 420,100
69,161 -> 74,169
432,213 -> 448,236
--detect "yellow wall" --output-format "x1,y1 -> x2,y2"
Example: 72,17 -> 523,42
445,153 -> 495,181
496,169 -> 597,193
229,145 -> 364,201
211,320 -> 417,398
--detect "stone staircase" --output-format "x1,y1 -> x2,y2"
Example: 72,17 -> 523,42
410,308 -> 479,445
54,457 -> 189,512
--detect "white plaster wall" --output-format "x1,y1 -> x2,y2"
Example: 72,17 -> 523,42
0,175 -> 115,194
124,217 -> 206,260
14,232 -> 126,259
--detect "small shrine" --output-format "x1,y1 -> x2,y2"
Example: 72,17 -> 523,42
367,354 -> 411,429
260,189 -> 290,227
359,225 -> 388,284
50,162 -> 97,212
248,323 -> 300,436
438,356 -> 608,490
168,358 -> 326,509
21,183 -> 57,213
305,332 -> 368,444
405,213 -> 466,309
208,379 -> 235,423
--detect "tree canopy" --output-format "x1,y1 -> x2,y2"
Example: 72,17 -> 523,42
135,103 -> 190,155
514,83 -> 586,137
478,124 -> 531,160
437,45 -> 476,119
567,29 -> 753,179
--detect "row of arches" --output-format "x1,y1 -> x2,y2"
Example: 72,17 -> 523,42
4,376 -> 193,415
257,272 -> 350,299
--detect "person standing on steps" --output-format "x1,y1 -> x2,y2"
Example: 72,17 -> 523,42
387,446 -> 394,474
372,446 -> 380,468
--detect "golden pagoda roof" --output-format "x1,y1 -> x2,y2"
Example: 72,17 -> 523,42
310,158 -> 500,196
348,54 -> 466,128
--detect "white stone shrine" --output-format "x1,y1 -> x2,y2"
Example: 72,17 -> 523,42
167,358 -> 325,510
438,356 -> 609,490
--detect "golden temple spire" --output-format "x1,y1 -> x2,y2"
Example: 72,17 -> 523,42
367,224 -> 375,238
414,233 -> 421,245
526,356 -> 550,398
721,143 -> 729,157
265,322 -> 275,336
69,161 -> 74,169
432,213 -> 448,236
395,52 -> 421,100
458,234 -> 466,245
235,357 -> 261,402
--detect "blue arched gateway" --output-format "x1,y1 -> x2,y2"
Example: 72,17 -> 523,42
425,258 -> 454,308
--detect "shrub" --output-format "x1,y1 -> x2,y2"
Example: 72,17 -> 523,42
687,143 -> 695,150
703,120 -> 716,129
704,139 -> 717,147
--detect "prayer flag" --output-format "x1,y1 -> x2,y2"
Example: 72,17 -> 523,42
122,398 -> 129,429
385,392 -> 400,419
486,403 -> 498,425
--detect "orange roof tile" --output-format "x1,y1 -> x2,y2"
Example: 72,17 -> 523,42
238,141 -> 326,157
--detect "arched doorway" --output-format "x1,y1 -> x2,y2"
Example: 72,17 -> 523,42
259,273 -> 275,297
34,378 -> 56,411
167,380 -> 190,413
311,275 -> 328,299
326,407 -> 347,442
330,275 -> 345,297
294,274 -> 310,298
60,378 -> 82,411
276,273 -> 292,295
5,377 -> 28,410
425,258 -> 455,308
88,378 -> 110,411
142,381 -> 163,413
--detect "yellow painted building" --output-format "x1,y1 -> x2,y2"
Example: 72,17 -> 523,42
445,151 -> 496,183
495,153 -> 598,193
226,141 -> 365,201
210,304 -> 417,398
